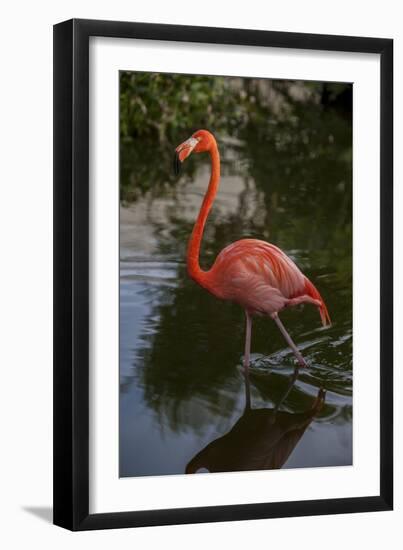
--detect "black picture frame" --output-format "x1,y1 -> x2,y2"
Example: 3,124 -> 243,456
53,18 -> 393,531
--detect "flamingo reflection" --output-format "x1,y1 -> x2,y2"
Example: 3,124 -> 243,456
185,369 -> 326,474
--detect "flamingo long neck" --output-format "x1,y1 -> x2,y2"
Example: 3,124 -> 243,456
187,144 -> 220,284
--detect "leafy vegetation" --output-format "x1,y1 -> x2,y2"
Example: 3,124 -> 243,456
119,71 -> 351,202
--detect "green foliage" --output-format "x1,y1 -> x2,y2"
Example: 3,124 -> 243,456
120,71 -> 244,142
119,71 -> 352,203
120,71 -> 250,202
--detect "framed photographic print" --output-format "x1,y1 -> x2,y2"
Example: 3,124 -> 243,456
53,19 -> 393,530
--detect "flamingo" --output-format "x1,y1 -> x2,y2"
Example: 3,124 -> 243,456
174,129 -> 331,371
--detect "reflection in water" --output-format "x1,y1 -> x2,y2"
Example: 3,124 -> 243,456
186,369 -> 325,474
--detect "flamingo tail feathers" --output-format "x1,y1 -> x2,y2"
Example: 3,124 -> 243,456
304,278 -> 331,327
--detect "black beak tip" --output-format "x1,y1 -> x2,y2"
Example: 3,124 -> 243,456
173,152 -> 181,176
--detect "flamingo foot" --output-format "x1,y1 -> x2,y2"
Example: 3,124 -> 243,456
297,357 -> 308,368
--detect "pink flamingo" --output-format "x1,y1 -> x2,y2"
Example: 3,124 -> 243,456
174,130 -> 331,370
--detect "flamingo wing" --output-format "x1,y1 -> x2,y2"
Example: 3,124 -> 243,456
206,239 -> 330,325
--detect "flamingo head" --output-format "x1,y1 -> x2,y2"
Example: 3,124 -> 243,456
173,129 -> 216,175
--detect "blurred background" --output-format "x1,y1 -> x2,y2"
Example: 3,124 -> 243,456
119,72 -> 352,477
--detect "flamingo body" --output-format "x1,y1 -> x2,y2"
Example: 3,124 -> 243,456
199,238 -> 330,325
174,129 -> 331,369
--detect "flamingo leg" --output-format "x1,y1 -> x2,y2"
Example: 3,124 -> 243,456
271,312 -> 307,367
243,311 -> 252,373
243,367 -> 251,410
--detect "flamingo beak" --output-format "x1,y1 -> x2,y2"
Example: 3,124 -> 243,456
173,137 -> 199,176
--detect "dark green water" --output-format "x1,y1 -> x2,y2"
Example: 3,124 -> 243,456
119,107 -> 352,477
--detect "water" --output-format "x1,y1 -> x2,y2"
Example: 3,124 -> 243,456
119,109 -> 352,477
